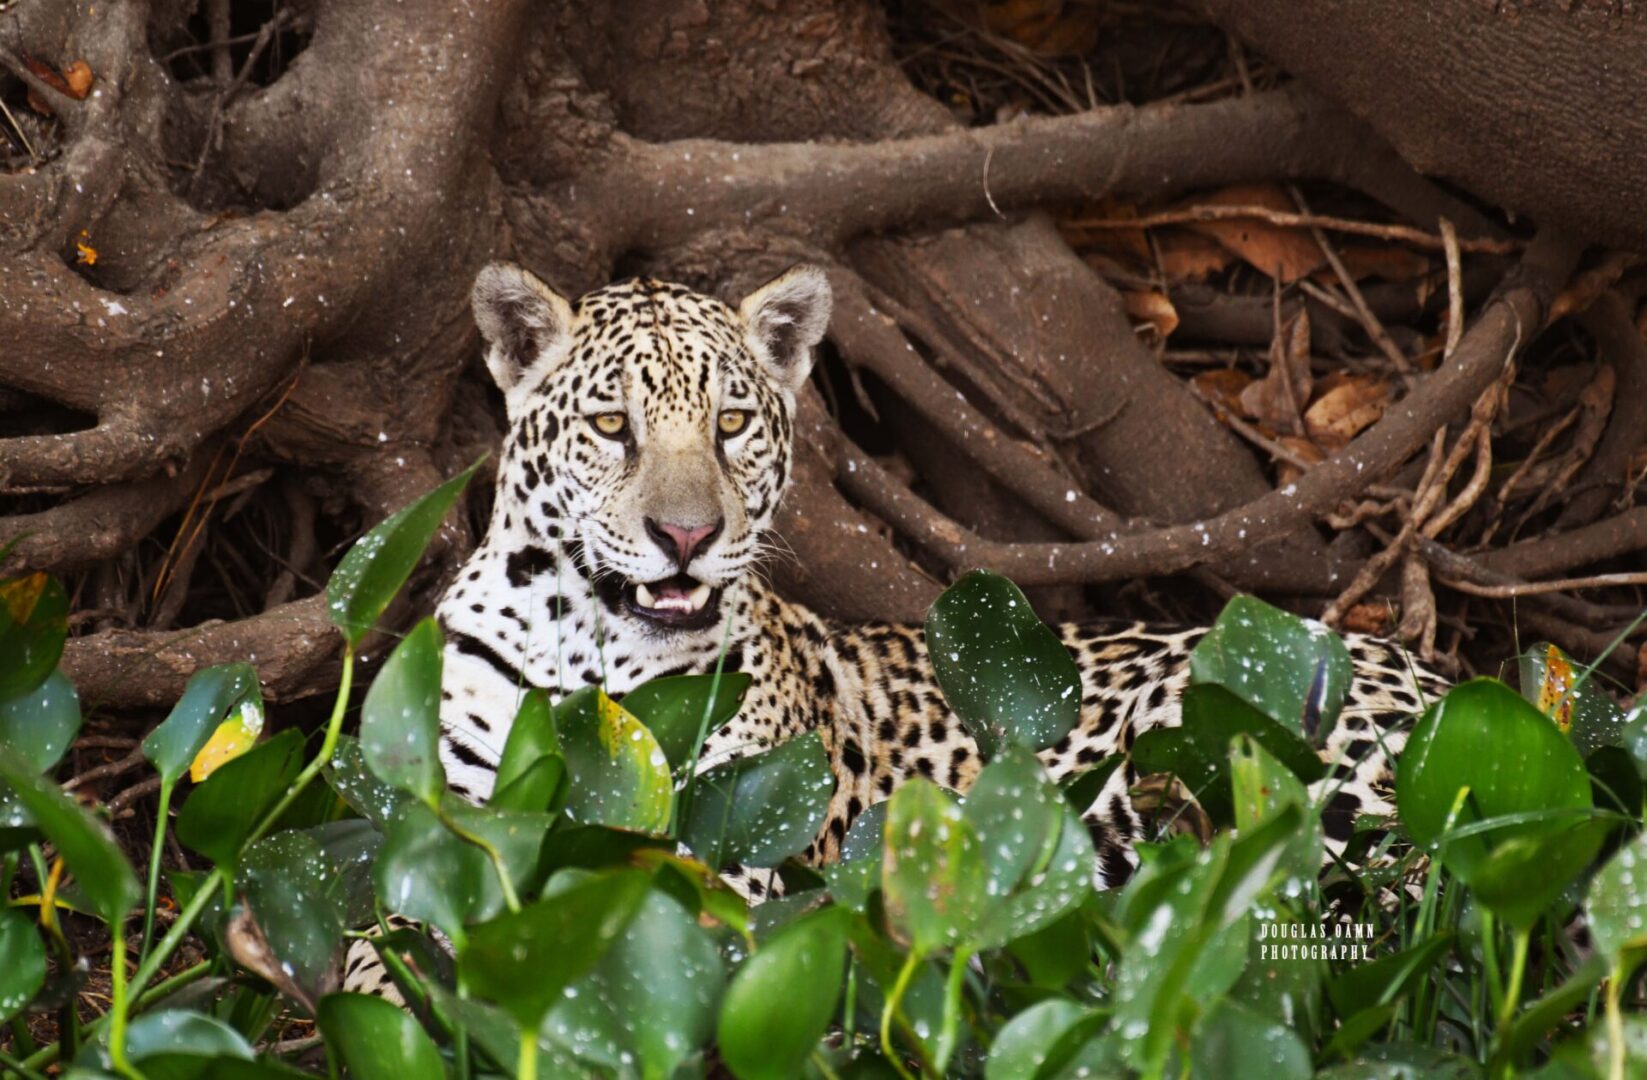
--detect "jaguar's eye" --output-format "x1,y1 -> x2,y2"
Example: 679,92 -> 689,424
717,410 -> 751,437
590,412 -> 628,439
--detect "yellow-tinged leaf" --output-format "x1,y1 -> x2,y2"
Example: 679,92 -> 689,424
1535,644 -> 1575,733
0,572 -> 48,624
597,690 -> 637,760
189,697 -> 266,782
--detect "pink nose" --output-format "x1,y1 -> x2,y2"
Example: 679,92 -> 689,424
645,517 -> 724,568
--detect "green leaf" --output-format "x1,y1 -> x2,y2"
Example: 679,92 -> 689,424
985,998 -> 1102,1080
557,687 -> 673,834
0,907 -> 46,1023
1586,745 -> 1643,818
133,1055 -> 313,1080
1192,999 -> 1311,1080
360,617 -> 445,806
126,1009 -> 254,1061
176,728 -> 306,872
1232,913 -> 1323,1048
881,778 -> 986,952
325,735 -> 414,829
492,688 -> 558,799
1587,830 -> 1647,961
374,799 -> 551,942
1230,734 -> 1321,885
325,459 -> 483,646
0,670 -> 81,772
460,869 -> 652,1029
1470,821 -> 1612,928
925,569 -> 1081,757
622,672 -> 752,771
240,826 -> 379,1006
489,752 -> 566,815
1190,594 -> 1352,746
0,572 -> 68,701
1005,911 -> 1090,990
545,880 -> 725,1078
717,905 -> 849,1080
141,663 -> 260,785
963,748 -> 1096,950
681,732 -> 833,869
1397,679 -> 1599,916
1328,933 -> 1454,1017
316,992 -> 445,1080
0,746 -> 139,927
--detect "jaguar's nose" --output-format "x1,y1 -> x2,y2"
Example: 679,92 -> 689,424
644,517 -> 724,569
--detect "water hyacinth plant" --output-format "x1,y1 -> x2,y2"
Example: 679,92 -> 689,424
0,470 -> 1643,1078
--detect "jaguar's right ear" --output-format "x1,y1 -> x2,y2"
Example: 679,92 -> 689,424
471,262 -> 576,402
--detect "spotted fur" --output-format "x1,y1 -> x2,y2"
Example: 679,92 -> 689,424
345,263 -> 1447,991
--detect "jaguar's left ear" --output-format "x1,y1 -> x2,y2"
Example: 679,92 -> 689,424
738,265 -> 832,392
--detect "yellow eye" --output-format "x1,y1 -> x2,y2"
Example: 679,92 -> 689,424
718,410 -> 750,437
591,413 -> 628,438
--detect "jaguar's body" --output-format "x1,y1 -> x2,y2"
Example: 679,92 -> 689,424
345,262 -> 1446,995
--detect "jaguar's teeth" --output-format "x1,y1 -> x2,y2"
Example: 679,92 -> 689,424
635,582 -> 658,609
687,583 -> 711,611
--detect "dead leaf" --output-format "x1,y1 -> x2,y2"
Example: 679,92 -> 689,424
1191,369 -> 1252,417
1239,309 -> 1312,434
1534,643 -> 1576,733
1062,199 -> 1151,267
1123,290 -> 1178,340
983,0 -> 1103,55
1275,435 -> 1324,487
1340,603 -> 1394,635
1180,184 -> 1325,283
1318,245 -> 1432,284
1156,229 -> 1232,283
1304,373 -> 1391,449
63,61 -> 94,100
226,905 -> 332,1014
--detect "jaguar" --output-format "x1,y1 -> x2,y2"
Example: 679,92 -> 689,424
342,260 -> 1446,997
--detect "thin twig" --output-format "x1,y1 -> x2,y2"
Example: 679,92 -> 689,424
1065,203 -> 1518,255
1290,185 -> 1412,374
1440,218 -> 1464,361
0,48 -> 79,116
1438,572 -> 1647,599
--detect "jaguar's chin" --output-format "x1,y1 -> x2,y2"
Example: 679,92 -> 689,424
623,573 -> 723,631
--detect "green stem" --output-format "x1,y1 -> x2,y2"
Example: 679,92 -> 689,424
672,616 -> 735,836
880,950 -> 922,1080
1607,963 -> 1626,1080
244,647 -> 355,848
0,1046 -> 49,1080
1480,909 -> 1505,1023
517,1027 -> 538,1080
437,808 -> 520,913
108,930 -> 135,1078
138,779 -> 175,966
933,947 -> 973,1075
1497,926 -> 1531,1031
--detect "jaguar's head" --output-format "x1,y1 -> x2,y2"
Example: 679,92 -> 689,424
472,262 -> 831,633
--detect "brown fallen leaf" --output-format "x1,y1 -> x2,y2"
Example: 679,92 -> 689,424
22,56 -> 92,115
1191,368 -> 1253,417
1180,184 -> 1325,283
1275,435 -> 1325,487
1123,290 -> 1178,340
983,0 -> 1103,55
1156,229 -> 1233,283
63,61 -> 94,100
1239,309 -> 1312,435
1318,244 -> 1432,284
1340,603 -> 1394,635
1304,372 -> 1391,449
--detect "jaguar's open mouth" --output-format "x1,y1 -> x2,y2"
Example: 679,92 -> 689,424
625,573 -> 722,630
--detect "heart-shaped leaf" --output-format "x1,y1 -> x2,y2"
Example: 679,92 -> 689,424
1589,830 -> 1647,962
717,904 -> 849,1080
1189,595 -> 1351,748
544,877 -> 725,1077
360,617 -> 445,807
126,1009 -> 255,1061
557,688 -> 673,835
926,569 -> 1081,757
176,728 -> 306,872
0,746 -> 139,927
1397,679 -> 1598,909
317,993 -> 445,1080
491,688 -> 558,800
622,672 -> 752,771
0,670 -> 80,772
459,869 -> 652,1030
326,459 -> 483,646
0,907 -> 45,1023
681,731 -> 833,869
144,663 -> 259,785
882,778 -> 987,953
0,572 -> 68,701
